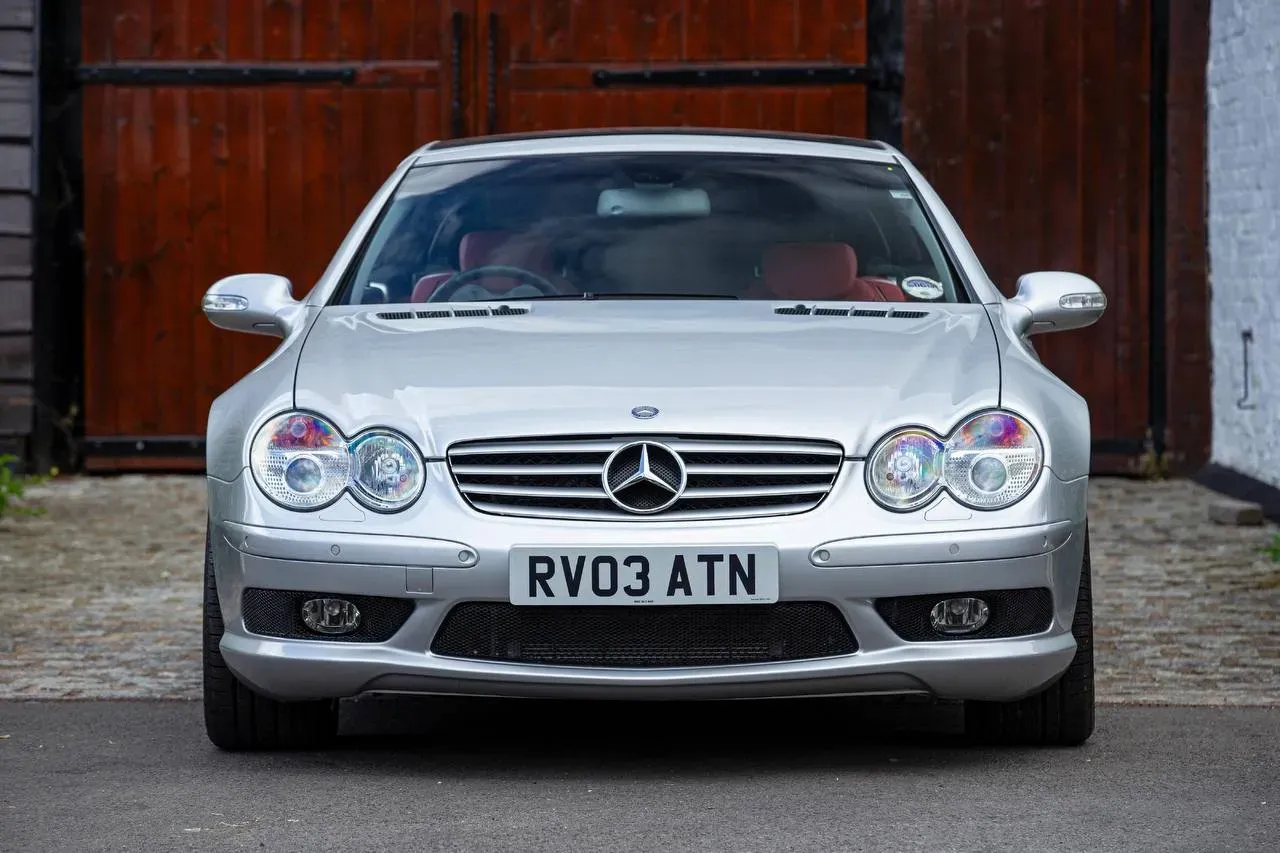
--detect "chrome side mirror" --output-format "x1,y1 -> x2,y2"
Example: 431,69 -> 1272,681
1008,272 -> 1107,336
201,274 -> 303,338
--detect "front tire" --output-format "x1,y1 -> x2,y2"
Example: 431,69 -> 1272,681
964,526 -> 1095,746
203,523 -> 339,750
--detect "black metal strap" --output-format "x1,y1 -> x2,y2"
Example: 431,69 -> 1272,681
487,12 -> 498,135
76,64 -> 357,85
451,11 -> 466,137
592,64 -> 900,89
83,437 -> 205,457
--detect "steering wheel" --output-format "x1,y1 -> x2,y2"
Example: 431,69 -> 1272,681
427,264 -> 559,302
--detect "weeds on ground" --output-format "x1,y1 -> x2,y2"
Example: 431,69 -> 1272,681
0,454 -> 57,519
1260,532 -> 1280,563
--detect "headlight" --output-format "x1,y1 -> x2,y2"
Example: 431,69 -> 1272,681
942,412 -> 1043,509
249,413 -> 425,512
865,429 -> 945,510
349,431 -> 425,511
865,411 -> 1043,512
251,413 -> 351,510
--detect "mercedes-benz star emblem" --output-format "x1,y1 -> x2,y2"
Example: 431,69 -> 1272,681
631,405 -> 659,420
602,441 -> 687,514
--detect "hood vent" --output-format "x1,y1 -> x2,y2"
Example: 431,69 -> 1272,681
774,304 -> 929,319
375,305 -> 530,321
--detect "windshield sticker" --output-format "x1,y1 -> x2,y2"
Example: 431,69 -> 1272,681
901,276 -> 945,301
889,189 -> 913,200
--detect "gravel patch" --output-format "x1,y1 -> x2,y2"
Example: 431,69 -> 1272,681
0,476 -> 205,699
0,475 -> 1276,704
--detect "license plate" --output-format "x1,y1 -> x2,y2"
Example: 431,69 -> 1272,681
509,547 -> 779,605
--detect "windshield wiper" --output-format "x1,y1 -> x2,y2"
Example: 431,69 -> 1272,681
500,292 -> 740,301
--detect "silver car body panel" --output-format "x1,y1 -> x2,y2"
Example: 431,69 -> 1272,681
208,469 -> 1085,703
291,302 -> 1003,462
205,131 -> 1095,704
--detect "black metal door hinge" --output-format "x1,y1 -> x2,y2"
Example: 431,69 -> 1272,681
75,64 -> 358,86
591,64 -> 901,90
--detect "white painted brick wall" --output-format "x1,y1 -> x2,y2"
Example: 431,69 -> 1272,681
1208,0 -> 1280,488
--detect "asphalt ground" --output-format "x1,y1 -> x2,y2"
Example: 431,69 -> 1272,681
1,697 -> 1276,852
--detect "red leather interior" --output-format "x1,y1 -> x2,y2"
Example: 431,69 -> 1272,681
412,230 -> 568,301
410,272 -> 454,303
458,230 -> 554,272
862,277 -> 907,302
761,243 -> 904,302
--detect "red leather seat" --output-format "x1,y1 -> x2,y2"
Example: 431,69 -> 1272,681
862,276 -> 906,302
410,271 -> 455,303
761,243 -> 904,302
412,230 -> 569,302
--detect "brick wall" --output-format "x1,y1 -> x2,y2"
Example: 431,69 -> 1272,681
1208,0 -> 1280,488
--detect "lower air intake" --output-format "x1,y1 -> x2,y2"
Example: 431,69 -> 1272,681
430,601 -> 858,667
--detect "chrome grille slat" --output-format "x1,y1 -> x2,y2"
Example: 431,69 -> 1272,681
663,439 -> 842,455
462,483 -> 608,499
682,483 -> 832,498
450,464 -> 603,476
448,434 -> 843,521
466,499 -> 824,521
684,463 -> 837,475
449,440 -> 621,455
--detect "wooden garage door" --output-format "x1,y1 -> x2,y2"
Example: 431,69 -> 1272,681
476,0 -> 875,137
903,0 -> 1157,465
79,0 -> 468,464
78,0 -> 894,466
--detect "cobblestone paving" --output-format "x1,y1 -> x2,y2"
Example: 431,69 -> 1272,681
1,475 -> 1277,704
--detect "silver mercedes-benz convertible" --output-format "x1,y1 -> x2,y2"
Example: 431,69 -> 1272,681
201,129 -> 1106,751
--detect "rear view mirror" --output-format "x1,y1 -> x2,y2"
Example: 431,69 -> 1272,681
201,274 -> 303,338
597,186 -> 711,217
1008,272 -> 1107,336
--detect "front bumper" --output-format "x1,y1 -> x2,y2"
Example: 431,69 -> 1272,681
208,467 -> 1088,703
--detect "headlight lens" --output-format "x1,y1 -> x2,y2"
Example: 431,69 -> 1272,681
865,429 -> 945,510
250,413 -> 351,509
942,412 -> 1043,509
866,412 -> 1043,511
349,431 -> 425,511
249,413 -> 426,512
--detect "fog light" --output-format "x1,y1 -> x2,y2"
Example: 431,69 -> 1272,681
301,598 -> 361,635
929,597 -> 990,635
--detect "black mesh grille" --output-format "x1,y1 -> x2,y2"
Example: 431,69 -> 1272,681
874,588 -> 1054,642
430,602 -> 858,667
241,588 -> 414,643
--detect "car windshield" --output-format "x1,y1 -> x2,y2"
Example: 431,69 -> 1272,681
336,152 -> 966,306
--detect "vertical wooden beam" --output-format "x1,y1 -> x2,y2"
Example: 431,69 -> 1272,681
866,0 -> 903,147
1159,0 -> 1211,471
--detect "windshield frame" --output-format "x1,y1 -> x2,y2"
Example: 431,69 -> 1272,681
328,150 -> 976,307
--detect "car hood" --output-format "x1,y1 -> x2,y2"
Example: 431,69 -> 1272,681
294,302 -> 1000,457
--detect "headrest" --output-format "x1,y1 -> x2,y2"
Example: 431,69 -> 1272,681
761,243 -> 859,300
459,230 -> 552,271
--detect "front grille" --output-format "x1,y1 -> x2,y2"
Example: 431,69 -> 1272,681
874,588 -> 1054,642
241,588 -> 415,643
430,602 -> 858,667
447,434 -> 844,520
